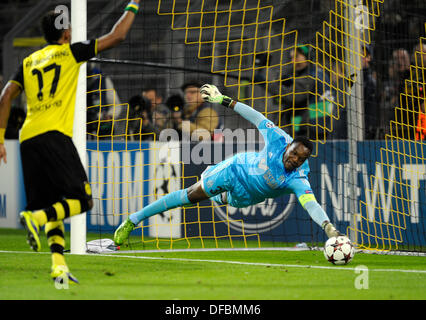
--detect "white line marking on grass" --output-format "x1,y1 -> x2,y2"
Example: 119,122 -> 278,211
1,250 -> 425,274
116,247 -> 310,254
95,254 -> 426,274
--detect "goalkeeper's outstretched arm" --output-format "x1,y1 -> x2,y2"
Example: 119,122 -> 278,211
200,84 -> 267,128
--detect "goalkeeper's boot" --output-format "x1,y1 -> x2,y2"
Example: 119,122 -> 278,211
323,221 -> 343,238
51,265 -> 79,285
114,218 -> 135,246
19,211 -> 41,252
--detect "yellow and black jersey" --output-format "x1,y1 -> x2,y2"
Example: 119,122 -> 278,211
9,39 -> 98,142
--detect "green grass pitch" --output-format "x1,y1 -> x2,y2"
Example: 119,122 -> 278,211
0,228 -> 425,300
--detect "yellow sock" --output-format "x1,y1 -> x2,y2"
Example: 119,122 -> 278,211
32,210 -> 48,227
31,199 -> 83,226
53,202 -> 66,220
45,221 -> 66,268
52,252 -> 66,267
66,199 -> 82,218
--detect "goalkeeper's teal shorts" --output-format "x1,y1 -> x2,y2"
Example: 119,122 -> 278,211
201,156 -> 234,197
200,156 -> 253,208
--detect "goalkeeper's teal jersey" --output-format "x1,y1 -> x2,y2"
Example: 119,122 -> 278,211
201,111 -> 313,208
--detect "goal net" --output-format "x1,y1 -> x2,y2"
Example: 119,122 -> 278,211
79,0 -> 425,252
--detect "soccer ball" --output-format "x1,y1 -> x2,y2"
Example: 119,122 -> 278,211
323,236 -> 355,265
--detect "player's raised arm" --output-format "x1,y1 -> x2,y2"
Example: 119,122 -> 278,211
0,81 -> 22,165
200,84 -> 267,127
96,0 -> 140,53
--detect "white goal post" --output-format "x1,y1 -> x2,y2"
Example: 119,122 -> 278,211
70,0 -> 87,255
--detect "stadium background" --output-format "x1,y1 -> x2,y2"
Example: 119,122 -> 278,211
0,0 -> 425,253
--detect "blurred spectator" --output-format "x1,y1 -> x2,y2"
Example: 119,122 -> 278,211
415,87 -> 426,141
413,43 -> 426,140
258,45 -> 332,139
412,42 -> 426,68
385,44 -> 426,140
280,45 -> 313,137
142,87 -> 166,111
383,49 -> 410,111
327,61 -> 348,140
165,94 -> 185,140
390,48 -> 411,79
179,81 -> 223,140
306,53 -> 334,141
362,44 -> 379,139
142,87 -> 171,134
86,63 -> 122,140
127,94 -> 157,141
382,48 -> 411,138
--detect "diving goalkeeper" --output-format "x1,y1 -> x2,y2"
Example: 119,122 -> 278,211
114,84 -> 341,245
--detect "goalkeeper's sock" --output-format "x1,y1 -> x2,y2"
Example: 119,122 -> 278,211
129,189 -> 191,225
32,199 -> 89,226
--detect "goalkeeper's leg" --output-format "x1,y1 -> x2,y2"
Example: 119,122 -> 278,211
114,158 -> 233,245
114,181 -> 211,245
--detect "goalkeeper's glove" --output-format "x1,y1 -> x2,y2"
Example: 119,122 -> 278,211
200,84 -> 234,108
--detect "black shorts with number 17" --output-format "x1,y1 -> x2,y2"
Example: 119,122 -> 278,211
20,130 -> 92,211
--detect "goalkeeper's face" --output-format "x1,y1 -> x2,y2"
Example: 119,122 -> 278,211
282,142 -> 311,171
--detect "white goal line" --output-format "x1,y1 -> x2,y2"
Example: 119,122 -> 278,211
115,247 -> 310,254
115,247 -> 426,256
1,250 -> 425,274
